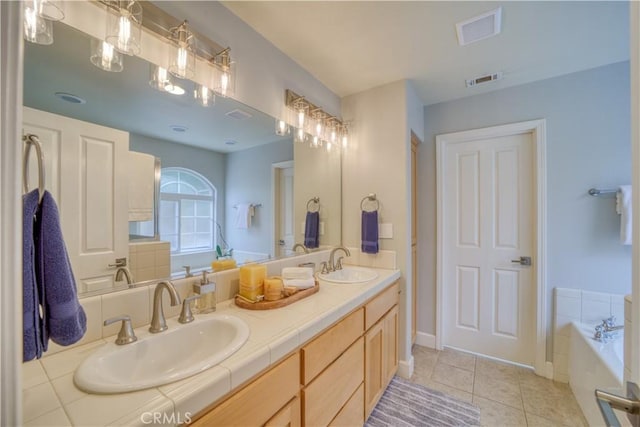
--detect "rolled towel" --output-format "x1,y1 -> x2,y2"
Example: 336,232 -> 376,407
282,267 -> 314,280
304,211 -> 320,248
282,278 -> 315,289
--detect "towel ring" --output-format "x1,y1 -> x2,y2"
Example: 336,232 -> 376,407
22,134 -> 45,203
360,193 -> 379,212
306,197 -> 320,212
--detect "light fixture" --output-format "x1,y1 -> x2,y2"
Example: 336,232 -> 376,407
212,48 -> 235,98
194,84 -> 215,107
105,0 -> 142,56
168,21 -> 195,79
275,119 -> 290,136
149,65 -> 185,95
23,2 -> 53,45
294,128 -> 307,144
90,39 -> 123,72
340,124 -> 349,149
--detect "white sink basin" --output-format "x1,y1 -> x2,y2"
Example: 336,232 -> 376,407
74,314 -> 249,393
318,266 -> 378,284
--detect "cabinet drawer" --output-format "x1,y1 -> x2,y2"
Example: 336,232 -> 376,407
365,282 -> 399,330
192,353 -> 300,427
329,382 -> 364,427
301,308 -> 364,384
303,337 -> 364,427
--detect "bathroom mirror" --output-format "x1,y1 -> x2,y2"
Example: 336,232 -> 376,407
23,21 -> 342,297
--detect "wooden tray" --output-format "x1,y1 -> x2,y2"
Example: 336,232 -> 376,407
234,281 -> 319,310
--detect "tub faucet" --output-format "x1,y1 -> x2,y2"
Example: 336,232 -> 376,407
149,281 -> 181,333
114,266 -> 134,285
595,316 -> 624,342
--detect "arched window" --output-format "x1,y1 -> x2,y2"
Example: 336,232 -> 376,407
159,167 -> 216,254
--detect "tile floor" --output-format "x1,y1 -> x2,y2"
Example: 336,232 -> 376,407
410,345 -> 589,427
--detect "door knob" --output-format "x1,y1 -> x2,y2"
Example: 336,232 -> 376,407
108,257 -> 127,268
511,256 -> 532,266
278,239 -> 285,246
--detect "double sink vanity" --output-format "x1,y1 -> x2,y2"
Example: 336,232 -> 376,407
23,250 -> 400,426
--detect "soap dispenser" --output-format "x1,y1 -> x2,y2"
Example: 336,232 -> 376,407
193,271 -> 216,314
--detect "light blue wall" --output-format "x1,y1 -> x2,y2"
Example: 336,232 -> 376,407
225,140 -> 293,256
419,62 -> 631,344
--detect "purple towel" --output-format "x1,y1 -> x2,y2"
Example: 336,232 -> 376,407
304,211 -> 320,249
35,191 -> 86,347
23,190 -> 43,361
361,210 -> 379,254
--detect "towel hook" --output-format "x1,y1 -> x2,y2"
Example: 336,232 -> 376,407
360,193 -> 379,212
22,134 -> 46,203
306,197 -> 320,212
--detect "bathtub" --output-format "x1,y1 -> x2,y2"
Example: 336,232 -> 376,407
568,321 -> 629,426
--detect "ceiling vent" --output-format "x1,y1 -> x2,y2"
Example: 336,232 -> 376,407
465,72 -> 503,88
456,7 -> 502,46
225,109 -> 253,120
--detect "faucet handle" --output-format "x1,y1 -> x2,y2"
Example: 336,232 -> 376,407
320,261 -> 330,275
178,295 -> 202,324
104,315 -> 137,345
335,257 -> 344,270
604,316 -> 617,328
182,265 -> 192,277
201,270 -> 210,284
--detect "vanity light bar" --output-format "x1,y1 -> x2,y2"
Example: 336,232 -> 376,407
284,90 -> 344,129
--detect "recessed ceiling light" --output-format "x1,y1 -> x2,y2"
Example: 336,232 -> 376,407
169,125 -> 188,133
164,83 -> 185,96
456,7 -> 502,46
225,140 -> 237,145
54,92 -> 86,104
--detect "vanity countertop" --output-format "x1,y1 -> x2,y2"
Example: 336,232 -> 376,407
22,267 -> 401,427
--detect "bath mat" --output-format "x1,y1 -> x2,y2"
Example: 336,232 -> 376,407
366,376 -> 481,427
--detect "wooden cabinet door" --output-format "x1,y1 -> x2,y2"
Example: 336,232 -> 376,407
265,394 -> 300,427
364,320 -> 384,418
23,107 -> 129,294
383,305 -> 399,384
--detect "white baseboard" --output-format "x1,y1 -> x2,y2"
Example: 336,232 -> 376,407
397,355 -> 414,379
414,332 -> 436,349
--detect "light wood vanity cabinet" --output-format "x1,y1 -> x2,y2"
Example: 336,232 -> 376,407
191,281 -> 399,427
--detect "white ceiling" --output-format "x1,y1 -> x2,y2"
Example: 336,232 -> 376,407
223,1 -> 630,106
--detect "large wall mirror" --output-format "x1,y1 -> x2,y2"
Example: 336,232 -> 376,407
23,21 -> 342,298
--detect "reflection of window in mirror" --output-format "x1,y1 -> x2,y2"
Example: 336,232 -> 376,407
159,168 -> 218,272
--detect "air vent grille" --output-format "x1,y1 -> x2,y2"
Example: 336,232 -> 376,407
465,72 -> 503,88
225,109 -> 253,120
456,7 -> 502,46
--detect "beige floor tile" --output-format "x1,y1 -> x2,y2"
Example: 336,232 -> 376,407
521,383 -> 587,427
525,412 -> 567,426
431,361 -> 474,393
412,347 -> 439,380
439,347 -> 476,372
476,357 -> 523,382
473,395 -> 527,427
411,376 -> 474,404
473,373 -> 523,410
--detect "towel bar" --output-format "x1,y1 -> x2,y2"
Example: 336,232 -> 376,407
588,188 -> 618,197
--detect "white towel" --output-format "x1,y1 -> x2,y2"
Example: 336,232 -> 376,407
234,203 -> 253,229
128,152 -> 156,222
282,267 -> 314,280
283,278 -> 315,289
617,185 -> 632,245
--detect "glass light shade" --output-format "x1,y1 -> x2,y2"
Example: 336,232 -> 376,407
341,126 -> 349,149
213,51 -> 236,98
90,39 -> 123,72
105,0 -> 142,56
26,0 -> 65,21
23,4 -> 53,45
275,119 -> 290,136
168,22 -> 195,79
194,84 -> 215,107
294,128 -> 307,144
149,65 -> 184,96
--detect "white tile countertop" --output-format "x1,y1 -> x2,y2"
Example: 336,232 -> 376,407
23,267 -> 401,427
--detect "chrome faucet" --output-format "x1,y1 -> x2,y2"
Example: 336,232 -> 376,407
292,243 -> 310,254
328,246 -> 351,272
114,266 -> 134,285
595,316 -> 624,342
149,281 -> 181,333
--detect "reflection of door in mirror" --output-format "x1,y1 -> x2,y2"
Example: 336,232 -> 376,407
273,161 -> 294,257
23,107 -> 129,294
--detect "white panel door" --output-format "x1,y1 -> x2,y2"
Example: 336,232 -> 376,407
443,132 -> 534,365
276,165 -> 295,257
23,107 -> 129,293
